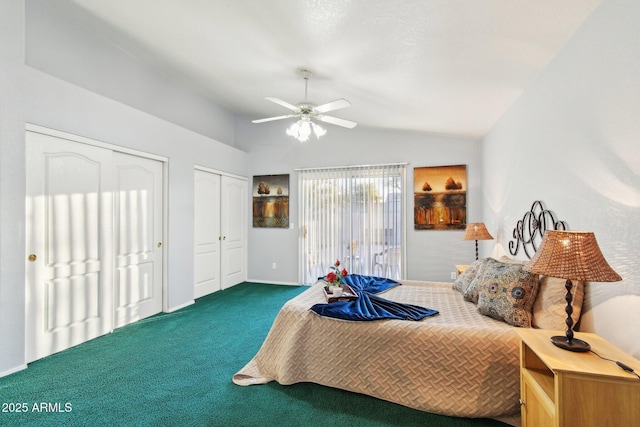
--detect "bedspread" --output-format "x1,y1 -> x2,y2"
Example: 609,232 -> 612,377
233,280 -> 522,420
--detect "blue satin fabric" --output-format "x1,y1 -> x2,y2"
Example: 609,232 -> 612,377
311,274 -> 439,321
342,274 -> 401,294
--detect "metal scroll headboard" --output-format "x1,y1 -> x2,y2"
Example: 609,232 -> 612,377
508,201 -> 568,259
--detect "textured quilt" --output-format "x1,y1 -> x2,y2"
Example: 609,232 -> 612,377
233,280 -> 521,420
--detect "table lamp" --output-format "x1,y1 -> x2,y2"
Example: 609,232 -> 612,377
463,223 -> 494,260
524,230 -> 621,352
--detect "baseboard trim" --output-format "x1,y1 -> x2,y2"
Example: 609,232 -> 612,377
165,300 -> 195,313
245,279 -> 301,286
1,363 -> 28,378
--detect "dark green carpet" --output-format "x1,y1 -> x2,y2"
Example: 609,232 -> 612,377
0,283 -> 510,426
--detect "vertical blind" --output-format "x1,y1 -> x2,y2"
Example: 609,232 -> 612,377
298,163 -> 406,284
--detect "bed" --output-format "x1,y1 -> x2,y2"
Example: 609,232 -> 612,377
233,201 -> 582,424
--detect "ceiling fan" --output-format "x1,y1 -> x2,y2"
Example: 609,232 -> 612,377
252,70 -> 357,142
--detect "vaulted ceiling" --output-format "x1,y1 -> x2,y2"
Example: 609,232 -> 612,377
51,0 -> 602,138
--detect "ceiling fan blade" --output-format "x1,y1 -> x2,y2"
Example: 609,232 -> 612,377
317,115 -> 358,129
314,98 -> 351,114
265,97 -> 299,112
252,114 -> 297,124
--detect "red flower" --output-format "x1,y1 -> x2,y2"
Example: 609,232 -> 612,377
326,260 -> 347,286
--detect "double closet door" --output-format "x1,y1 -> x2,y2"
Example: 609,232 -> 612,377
25,129 -> 164,362
194,168 -> 247,299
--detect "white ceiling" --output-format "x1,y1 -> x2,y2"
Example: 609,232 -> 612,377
53,0 -> 602,138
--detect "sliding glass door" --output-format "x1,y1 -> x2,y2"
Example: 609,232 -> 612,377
298,163 -> 406,284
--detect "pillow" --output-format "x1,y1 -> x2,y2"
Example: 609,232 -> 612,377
499,256 -> 585,330
532,276 -> 585,331
452,258 -> 488,293
463,258 -> 496,304
476,258 -> 540,327
498,255 -> 526,265
463,275 -> 482,304
462,258 -> 493,303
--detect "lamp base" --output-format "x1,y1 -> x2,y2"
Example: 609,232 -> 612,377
550,335 -> 591,352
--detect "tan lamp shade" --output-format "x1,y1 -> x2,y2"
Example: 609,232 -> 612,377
463,223 -> 494,241
524,230 -> 620,352
524,230 -> 621,282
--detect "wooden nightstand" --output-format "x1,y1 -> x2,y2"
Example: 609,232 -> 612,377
455,264 -> 469,275
516,329 -> 640,427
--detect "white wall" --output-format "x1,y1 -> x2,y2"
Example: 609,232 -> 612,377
26,0 -> 236,146
483,0 -> 640,358
0,1 -> 248,377
0,0 -> 27,377
236,115 -> 483,284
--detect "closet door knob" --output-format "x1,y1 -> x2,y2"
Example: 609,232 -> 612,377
157,242 -> 162,248
28,254 -> 37,262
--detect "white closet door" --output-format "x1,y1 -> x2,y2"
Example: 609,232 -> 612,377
113,153 -> 164,328
221,175 -> 247,289
194,169 -> 221,298
26,131 -> 114,362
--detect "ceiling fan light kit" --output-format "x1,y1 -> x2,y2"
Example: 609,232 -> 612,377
252,69 -> 357,143
286,118 -> 326,143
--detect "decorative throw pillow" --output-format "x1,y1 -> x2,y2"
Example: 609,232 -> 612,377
499,256 -> 585,330
532,276 -> 585,331
462,258 -> 495,304
498,255 -> 526,265
463,276 -> 482,304
476,258 -> 539,327
452,258 -> 488,293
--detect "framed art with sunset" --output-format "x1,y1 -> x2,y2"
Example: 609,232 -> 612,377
414,165 -> 467,230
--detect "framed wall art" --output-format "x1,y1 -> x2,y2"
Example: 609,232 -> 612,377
413,164 -> 467,230
252,174 -> 289,228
